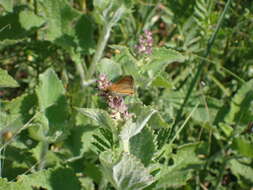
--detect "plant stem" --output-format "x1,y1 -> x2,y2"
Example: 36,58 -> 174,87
38,141 -> 49,170
88,5 -> 126,78
88,23 -> 112,79
170,0 -> 233,139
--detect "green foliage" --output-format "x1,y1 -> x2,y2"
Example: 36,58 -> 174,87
0,0 -> 253,189
0,68 -> 19,88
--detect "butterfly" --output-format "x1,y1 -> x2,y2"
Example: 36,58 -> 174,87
105,75 -> 134,96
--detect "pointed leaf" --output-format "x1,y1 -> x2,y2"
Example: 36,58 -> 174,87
0,68 -> 19,88
120,108 -> 156,141
18,167 -> 81,190
100,151 -> 154,190
141,47 -> 185,79
40,0 -> 80,48
129,127 -> 155,166
19,10 -> 45,30
75,108 -> 114,129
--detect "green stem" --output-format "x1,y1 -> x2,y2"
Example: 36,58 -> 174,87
71,51 -> 88,85
88,23 -> 112,78
88,5 -> 126,78
38,141 -> 49,170
170,0 -> 233,138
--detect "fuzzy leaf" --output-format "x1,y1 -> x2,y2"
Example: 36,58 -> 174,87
97,58 -> 122,80
229,158 -> 253,183
18,167 -> 81,190
100,152 -> 154,190
156,143 -> 203,188
232,137 -> 253,158
0,0 -> 13,12
225,79 -> 253,125
30,68 -> 69,142
0,178 -> 32,190
75,108 -> 114,129
19,10 -> 45,30
129,127 -> 155,166
120,108 -> 156,141
39,0 -> 80,48
0,68 -> 19,88
141,48 -> 185,80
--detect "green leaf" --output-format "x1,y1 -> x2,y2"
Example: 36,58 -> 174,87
39,0 -> 80,48
19,10 -> 45,30
97,58 -> 122,80
112,45 -> 140,81
0,93 -> 36,137
36,68 -> 65,111
120,108 -> 156,141
18,167 -> 81,190
232,137 -> 253,158
100,152 -> 154,190
225,79 -> 253,125
130,127 -> 155,166
0,68 -> 19,87
229,158 -> 253,183
156,170 -> 192,189
0,178 -> 32,190
156,143 -> 203,188
66,125 -> 99,156
0,0 -> 13,12
0,6 -> 28,40
148,112 -> 171,129
29,68 -> 69,142
141,47 -> 185,81
75,108 -> 114,129
74,14 -> 95,53
151,75 -> 172,89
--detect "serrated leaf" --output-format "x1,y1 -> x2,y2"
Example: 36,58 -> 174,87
112,46 -> 140,81
156,170 -> 192,188
0,93 -> 36,138
75,108 -> 114,129
224,80 -> 253,125
232,137 -> 253,158
66,125 -> 99,156
113,153 -> 154,190
130,127 -> 155,166
100,152 -> 154,190
36,68 -> 65,111
0,68 -> 19,87
156,143 -> 203,188
97,58 -> 122,80
0,0 -> 13,12
151,75 -> 172,89
18,167 -> 81,190
30,68 -> 69,142
74,14 -> 95,53
229,159 -> 253,183
141,48 -> 185,81
39,0 -> 80,48
19,10 -> 45,30
0,178 -> 32,190
0,6 -> 28,40
120,108 -> 156,141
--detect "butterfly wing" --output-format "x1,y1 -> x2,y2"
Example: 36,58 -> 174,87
107,76 -> 134,96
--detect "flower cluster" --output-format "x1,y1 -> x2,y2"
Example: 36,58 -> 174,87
136,30 -> 153,55
97,74 -> 132,120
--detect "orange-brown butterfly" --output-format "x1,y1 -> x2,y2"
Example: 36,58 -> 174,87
105,75 -> 134,96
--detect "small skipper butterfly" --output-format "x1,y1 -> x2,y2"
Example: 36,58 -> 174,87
105,76 -> 134,96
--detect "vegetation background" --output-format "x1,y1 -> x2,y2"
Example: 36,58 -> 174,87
0,0 -> 253,189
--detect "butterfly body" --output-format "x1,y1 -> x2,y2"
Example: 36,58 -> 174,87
105,76 -> 134,96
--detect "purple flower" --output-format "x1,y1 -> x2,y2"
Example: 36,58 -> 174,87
97,75 -> 133,120
136,30 -> 153,55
